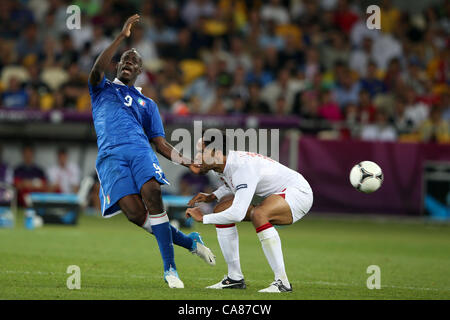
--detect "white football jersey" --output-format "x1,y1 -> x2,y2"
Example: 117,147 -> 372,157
203,151 -> 311,225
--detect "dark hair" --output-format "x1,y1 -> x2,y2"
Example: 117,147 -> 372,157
22,143 -> 34,152
57,147 -> 68,155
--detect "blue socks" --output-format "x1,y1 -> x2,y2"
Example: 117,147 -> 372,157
170,225 -> 194,251
146,212 -> 175,272
141,213 -> 195,271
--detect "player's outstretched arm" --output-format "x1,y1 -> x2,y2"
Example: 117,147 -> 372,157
188,193 -> 217,207
151,136 -> 201,174
88,14 -> 140,87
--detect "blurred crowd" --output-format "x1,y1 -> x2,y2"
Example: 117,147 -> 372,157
0,144 -> 80,206
0,0 -> 449,142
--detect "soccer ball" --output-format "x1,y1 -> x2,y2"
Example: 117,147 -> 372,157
349,161 -> 383,193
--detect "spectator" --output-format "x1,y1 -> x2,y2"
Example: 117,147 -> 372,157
260,0 -> 290,25
1,77 -> 29,109
130,23 -> 158,63
47,147 -> 81,194
184,63 -> 218,113
163,28 -> 198,61
383,58 -> 403,92
401,59 -> 427,96
0,145 -> 13,186
0,145 -> 13,206
371,32 -> 403,72
418,106 -> 450,143
259,20 -> 285,50
318,89 -> 342,122
0,0 -> 448,145
58,33 -> 80,69
15,23 -> 42,62
403,86 -> 430,129
298,91 -> 326,134
440,92 -> 450,121
358,89 -> 377,124
245,56 -> 273,88
350,9 -> 380,48
321,29 -> 350,72
90,25 -> 112,59
361,109 -> 398,142
360,61 -> 387,98
13,144 -> 47,207
274,96 -> 289,115
147,15 -> 178,46
303,47 -> 322,81
261,68 -> 304,114
279,34 -> 305,70
58,63 -> 88,110
225,36 -> 252,73
244,83 -> 271,114
333,69 -> 361,108
333,0 -> 359,34
350,37 -> 375,78
230,65 -> 249,100
182,0 -> 215,26
379,0 -> 401,34
229,94 -> 247,115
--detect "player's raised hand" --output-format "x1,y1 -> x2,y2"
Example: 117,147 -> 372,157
121,14 -> 140,37
188,193 -> 217,207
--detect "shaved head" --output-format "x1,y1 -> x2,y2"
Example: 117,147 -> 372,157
117,48 -> 143,85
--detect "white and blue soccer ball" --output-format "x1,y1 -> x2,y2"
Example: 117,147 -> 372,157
349,161 -> 383,194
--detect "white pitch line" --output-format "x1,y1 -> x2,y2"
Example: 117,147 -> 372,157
2,270 -> 449,292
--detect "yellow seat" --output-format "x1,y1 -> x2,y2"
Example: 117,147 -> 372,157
179,60 -> 205,85
40,93 -> 54,111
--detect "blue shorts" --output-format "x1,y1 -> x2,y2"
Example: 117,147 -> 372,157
95,145 -> 169,217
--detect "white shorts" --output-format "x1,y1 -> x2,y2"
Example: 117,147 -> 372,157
275,187 -> 313,223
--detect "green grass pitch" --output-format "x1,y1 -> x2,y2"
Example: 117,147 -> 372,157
1,212 -> 449,300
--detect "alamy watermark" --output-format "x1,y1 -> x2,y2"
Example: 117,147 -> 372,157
170,121 -> 279,165
66,5 -> 81,30
66,265 -> 81,289
366,265 -> 381,289
366,5 -> 381,30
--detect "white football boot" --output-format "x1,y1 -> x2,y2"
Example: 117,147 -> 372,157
189,232 -> 216,266
164,267 -> 184,288
258,279 -> 292,293
206,275 -> 247,289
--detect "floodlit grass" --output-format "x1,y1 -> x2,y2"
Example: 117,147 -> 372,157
1,212 -> 449,300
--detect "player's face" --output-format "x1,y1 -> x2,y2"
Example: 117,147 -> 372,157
117,50 -> 142,83
194,138 -> 216,174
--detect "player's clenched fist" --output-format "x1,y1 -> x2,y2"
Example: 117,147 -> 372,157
185,207 -> 204,222
121,14 -> 140,38
187,193 -> 217,207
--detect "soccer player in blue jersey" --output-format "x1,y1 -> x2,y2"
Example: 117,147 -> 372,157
88,14 -> 215,288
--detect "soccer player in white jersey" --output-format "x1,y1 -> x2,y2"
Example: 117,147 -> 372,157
186,133 -> 313,293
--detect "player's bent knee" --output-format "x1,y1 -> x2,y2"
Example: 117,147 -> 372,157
251,207 -> 267,221
141,180 -> 164,213
124,208 -> 147,226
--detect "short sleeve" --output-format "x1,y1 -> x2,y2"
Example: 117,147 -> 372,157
145,100 -> 165,139
88,75 -> 107,96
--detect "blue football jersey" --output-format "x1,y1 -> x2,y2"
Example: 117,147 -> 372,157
88,76 -> 165,155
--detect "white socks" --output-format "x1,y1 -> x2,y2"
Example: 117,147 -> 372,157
141,213 -> 153,233
256,223 -> 290,287
215,224 -> 244,281
215,222 -> 290,288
